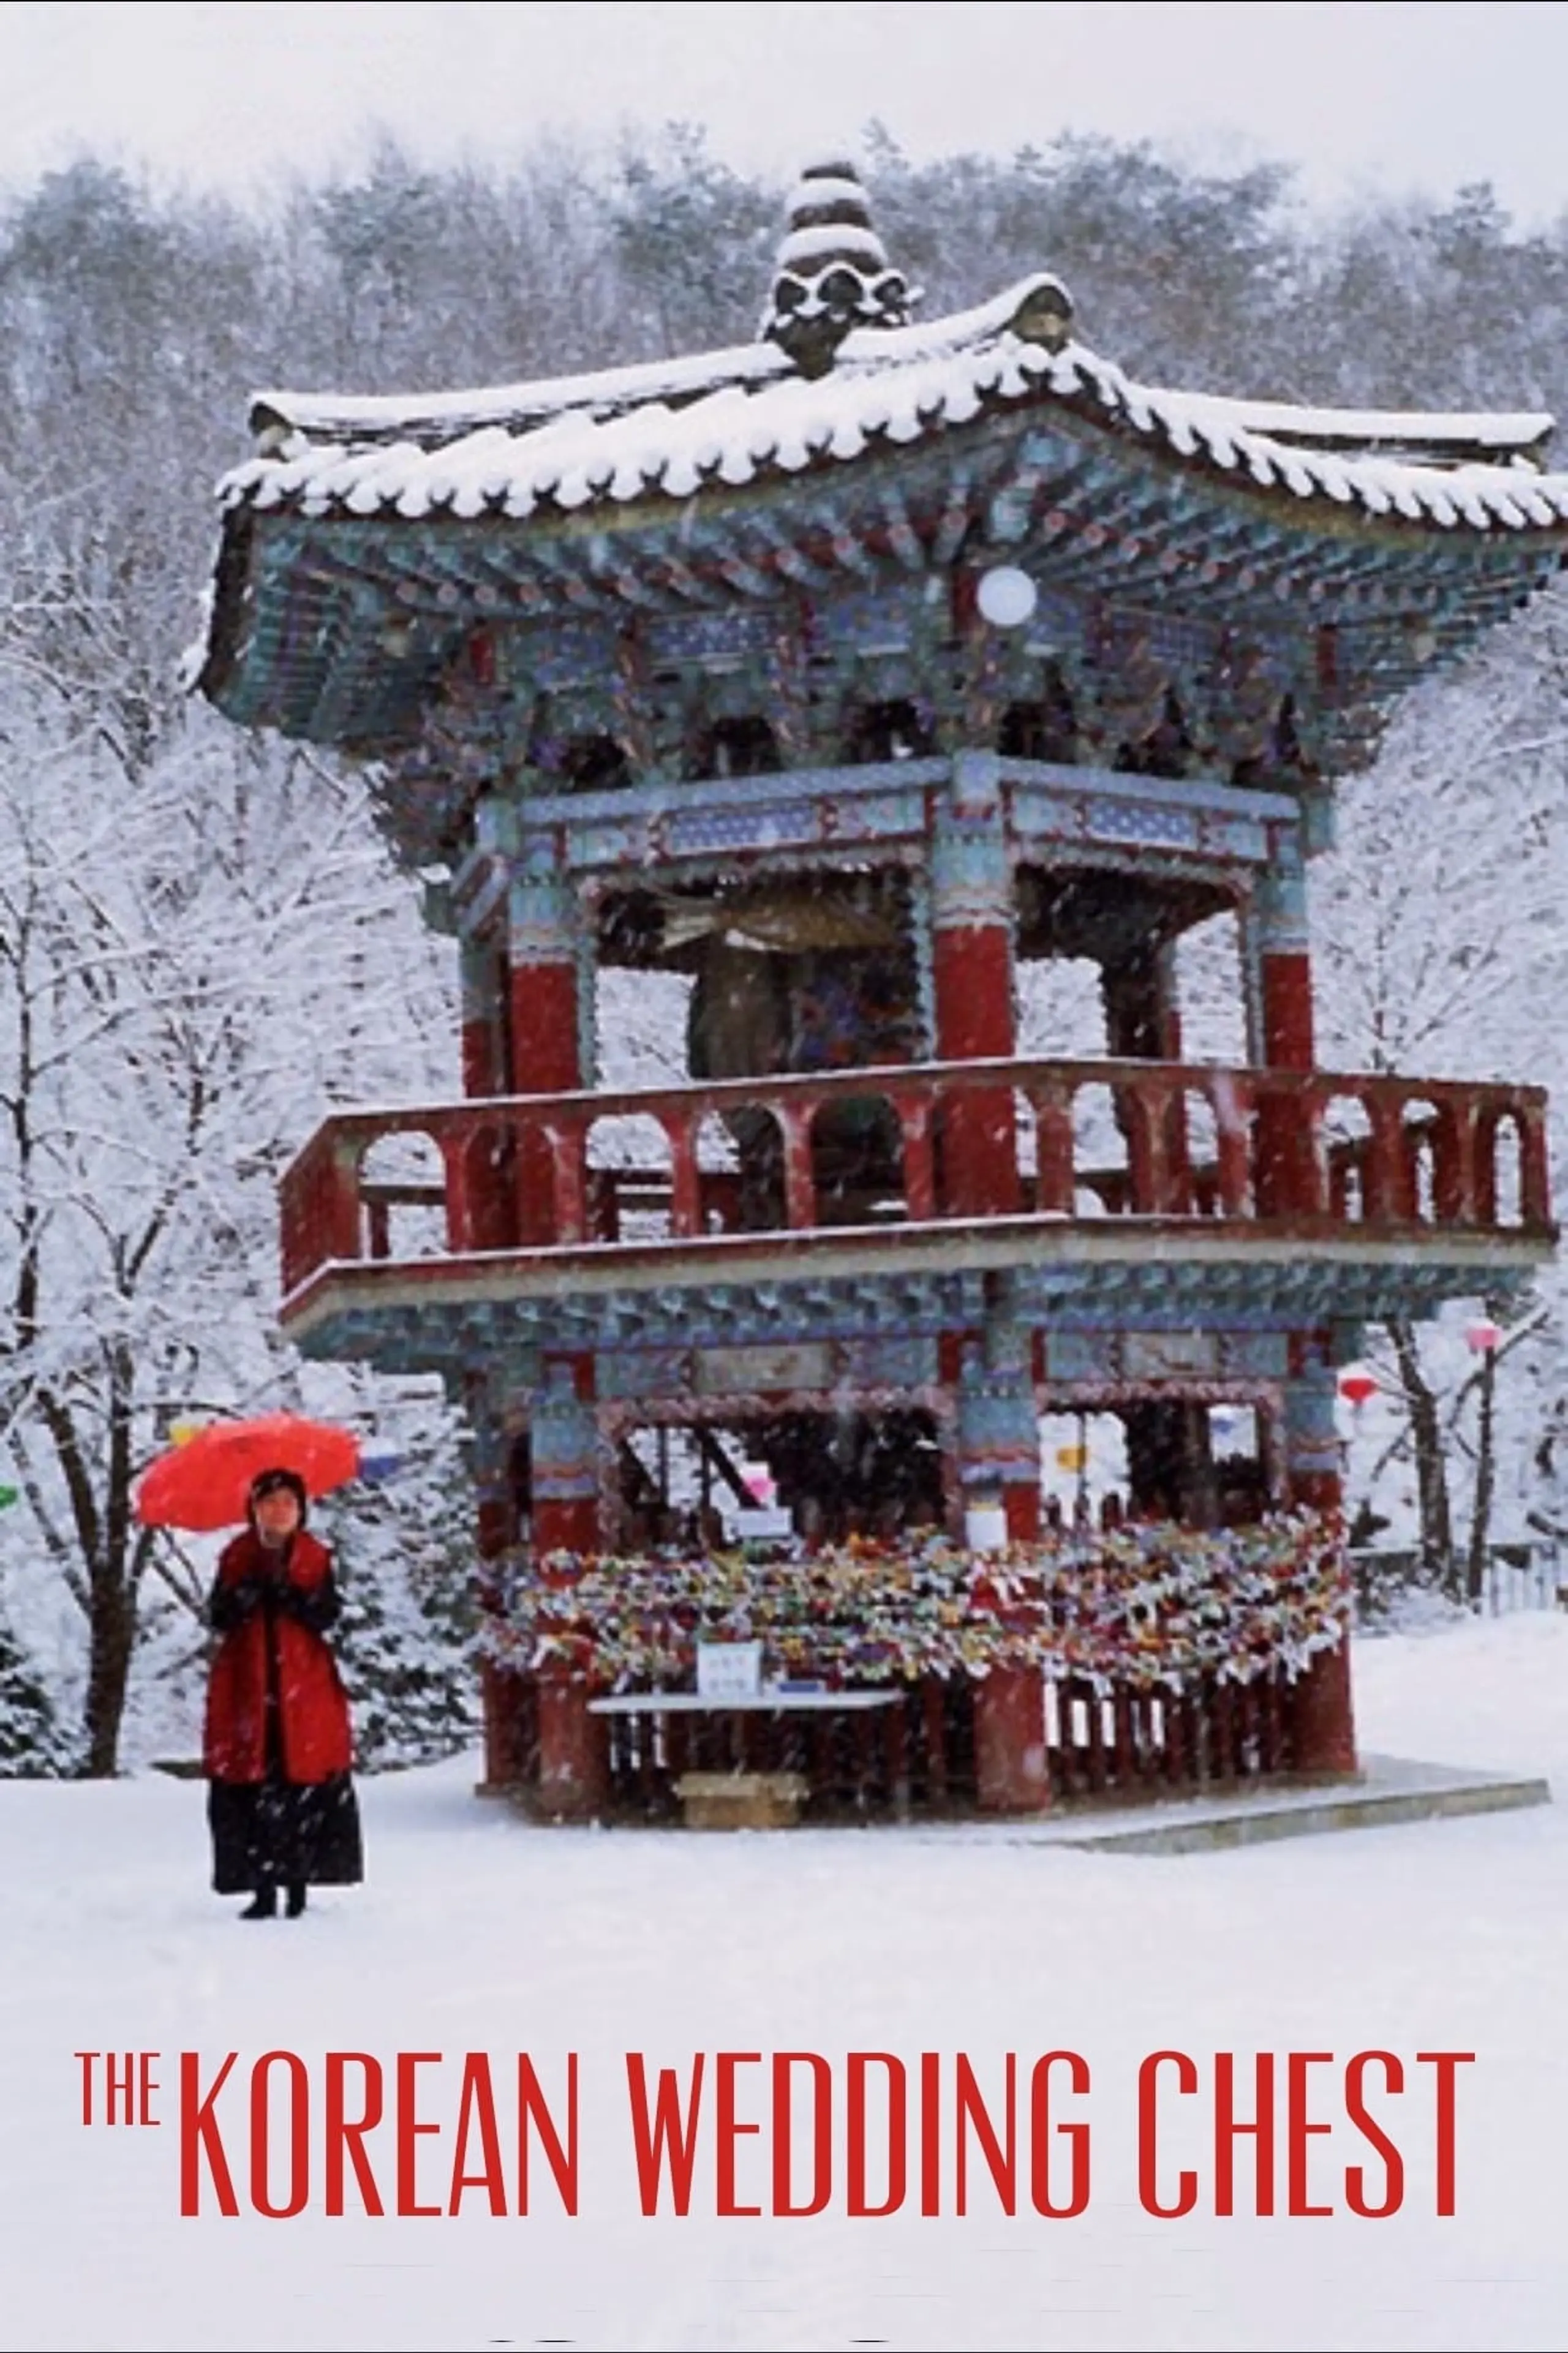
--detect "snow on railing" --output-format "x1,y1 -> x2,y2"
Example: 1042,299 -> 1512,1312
278,1056 -> 1552,1300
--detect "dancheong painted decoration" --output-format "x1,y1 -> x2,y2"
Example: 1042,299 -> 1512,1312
198,161 -> 1562,1821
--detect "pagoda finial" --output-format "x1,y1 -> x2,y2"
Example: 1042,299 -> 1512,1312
760,159 -> 917,378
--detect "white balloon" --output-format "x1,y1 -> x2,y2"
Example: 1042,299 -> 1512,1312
976,565 -> 1038,628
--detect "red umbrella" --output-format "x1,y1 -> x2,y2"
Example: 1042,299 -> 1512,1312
134,1414 -> 361,1532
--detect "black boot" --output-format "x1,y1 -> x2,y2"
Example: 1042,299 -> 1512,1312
239,1887 -> 277,1921
285,1882 -> 307,1919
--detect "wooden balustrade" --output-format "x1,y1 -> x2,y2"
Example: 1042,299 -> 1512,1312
279,1056 -> 1553,1297
535,1658 -> 1300,1820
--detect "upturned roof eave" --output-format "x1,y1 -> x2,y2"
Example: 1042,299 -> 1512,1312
197,281 -> 1568,741
245,266 -> 1556,472
213,383 -> 1568,576
219,333 -> 1568,554
244,276 -> 1063,448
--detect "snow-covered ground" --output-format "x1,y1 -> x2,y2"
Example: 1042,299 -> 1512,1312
5,1616 -> 1568,2353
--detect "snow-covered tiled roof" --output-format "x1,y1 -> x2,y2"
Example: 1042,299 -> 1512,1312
221,274 -> 1568,539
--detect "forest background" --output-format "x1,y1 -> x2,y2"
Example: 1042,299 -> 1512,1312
2,122 -> 1566,1778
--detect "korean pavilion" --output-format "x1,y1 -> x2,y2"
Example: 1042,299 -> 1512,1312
197,164 -> 1563,1820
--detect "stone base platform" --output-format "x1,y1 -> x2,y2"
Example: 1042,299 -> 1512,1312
1023,1754 -> 1551,1856
481,1755 -> 1550,1843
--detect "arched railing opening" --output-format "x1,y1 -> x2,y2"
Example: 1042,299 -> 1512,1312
1490,1112 -> 1525,1228
451,1123 -> 520,1252
1403,1099 -> 1441,1223
1321,1094 -> 1373,1222
1318,1091 -> 1365,1223
586,1112 -> 673,1242
358,1130 -> 447,1260
1200,1069 -> 1254,1216
1012,1089 -> 1039,1205
810,1094 -> 905,1226
708,1101 -> 790,1232
1184,1090 -> 1220,1216
1072,1082 -> 1129,1216
693,1108 -> 741,1233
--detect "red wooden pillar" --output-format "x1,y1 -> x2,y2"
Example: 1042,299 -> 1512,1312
957,1301 -> 1049,1811
956,1306 -> 1042,1537
1260,947 -> 1315,1074
1247,856 -> 1319,1216
931,755 -> 1019,1219
974,1665 -> 1051,1811
508,870 -> 586,1244
456,917 -> 528,1794
534,1673 -> 606,1820
530,1355 -> 607,1820
458,932 -> 518,1252
1282,1353 -> 1357,1777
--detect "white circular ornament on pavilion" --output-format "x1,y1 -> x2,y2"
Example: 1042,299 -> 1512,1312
976,565 -> 1038,628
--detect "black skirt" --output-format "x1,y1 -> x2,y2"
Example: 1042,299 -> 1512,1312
208,1771 -> 363,1894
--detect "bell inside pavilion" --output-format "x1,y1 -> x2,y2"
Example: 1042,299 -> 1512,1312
199,161 -> 1562,1821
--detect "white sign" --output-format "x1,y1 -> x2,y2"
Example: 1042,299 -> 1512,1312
728,1507 -> 794,1543
695,1641 -> 763,1700
1123,1330 -> 1218,1380
965,1504 -> 1009,1554
695,1343 -> 832,1395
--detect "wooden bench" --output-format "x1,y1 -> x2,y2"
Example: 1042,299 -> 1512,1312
673,1770 -> 810,1829
587,1689 -> 907,1824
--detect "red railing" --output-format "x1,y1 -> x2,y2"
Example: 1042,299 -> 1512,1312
279,1056 -> 1552,1298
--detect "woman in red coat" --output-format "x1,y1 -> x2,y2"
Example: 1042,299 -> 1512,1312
203,1467 -> 363,1919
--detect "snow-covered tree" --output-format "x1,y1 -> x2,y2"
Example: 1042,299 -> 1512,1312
0,652 -> 462,1769
0,1598 -> 75,1775
313,1417 -> 481,1770
1314,586 -> 1568,1587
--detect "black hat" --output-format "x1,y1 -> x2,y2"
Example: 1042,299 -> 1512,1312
248,1466 -> 308,1519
